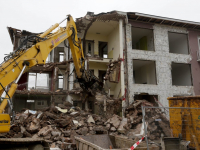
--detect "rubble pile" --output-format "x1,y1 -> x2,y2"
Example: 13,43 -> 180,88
0,99 -> 171,149
125,100 -> 171,140
95,92 -> 122,118
1,105 -> 127,149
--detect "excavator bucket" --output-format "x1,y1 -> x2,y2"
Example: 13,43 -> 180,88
78,70 -> 105,95
0,114 -> 10,133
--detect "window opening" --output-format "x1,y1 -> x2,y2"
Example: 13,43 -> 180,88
37,100 -> 45,106
132,27 -> 154,51
28,73 -> 49,90
28,73 -> 36,89
168,32 -> 189,54
99,70 -> 106,82
88,43 -> 91,54
86,40 -> 94,57
58,75 -> 63,89
133,60 -> 157,85
27,100 -> 35,103
59,52 -> 64,62
171,63 -> 192,86
99,41 -> 108,58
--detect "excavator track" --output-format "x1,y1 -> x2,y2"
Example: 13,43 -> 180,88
0,138 -> 49,150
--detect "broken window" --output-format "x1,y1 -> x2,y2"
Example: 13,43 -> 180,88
132,27 -> 154,51
28,73 -> 49,90
99,41 -> 108,58
86,40 -> 94,57
36,73 -> 49,88
28,73 -> 36,89
58,75 -> 63,89
168,32 -> 189,54
133,60 -> 157,84
171,63 -> 192,86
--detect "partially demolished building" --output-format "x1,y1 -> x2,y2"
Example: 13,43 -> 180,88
7,11 -> 200,113
126,13 -> 200,107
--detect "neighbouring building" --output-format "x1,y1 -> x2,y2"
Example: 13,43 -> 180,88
7,11 -> 200,114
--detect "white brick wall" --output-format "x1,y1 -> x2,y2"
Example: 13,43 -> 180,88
126,24 -> 194,107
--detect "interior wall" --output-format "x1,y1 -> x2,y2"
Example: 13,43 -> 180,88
172,63 -> 192,86
85,33 -> 108,56
168,32 -> 189,54
131,27 -> 154,51
133,60 -> 156,84
114,77 -> 121,98
108,25 -> 120,60
89,62 -> 108,77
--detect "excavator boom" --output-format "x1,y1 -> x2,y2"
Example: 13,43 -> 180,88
0,15 -> 103,149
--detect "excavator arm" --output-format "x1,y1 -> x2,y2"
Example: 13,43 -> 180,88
0,15 -> 103,133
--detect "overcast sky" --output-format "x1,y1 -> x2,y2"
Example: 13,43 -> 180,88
0,0 -> 200,63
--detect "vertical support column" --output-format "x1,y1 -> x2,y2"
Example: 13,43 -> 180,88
52,67 -> 58,91
94,40 -> 99,56
126,24 -> 133,104
119,19 -> 125,117
66,63 -> 74,104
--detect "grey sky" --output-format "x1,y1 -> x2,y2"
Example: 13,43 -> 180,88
0,0 -> 200,63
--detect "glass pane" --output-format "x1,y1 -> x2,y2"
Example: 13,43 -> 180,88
103,54 -> 108,58
59,55 -> 64,62
58,78 -> 63,88
28,74 -> 36,89
36,74 -> 49,87
27,100 -> 34,103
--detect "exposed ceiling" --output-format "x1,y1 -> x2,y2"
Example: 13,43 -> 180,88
133,60 -> 155,70
172,63 -> 190,69
168,32 -> 187,43
132,27 -> 153,44
87,20 -> 118,36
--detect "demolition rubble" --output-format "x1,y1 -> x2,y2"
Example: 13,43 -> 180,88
1,100 -> 169,149
125,100 -> 171,140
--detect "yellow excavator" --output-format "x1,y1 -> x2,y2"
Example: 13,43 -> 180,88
0,15 -> 103,150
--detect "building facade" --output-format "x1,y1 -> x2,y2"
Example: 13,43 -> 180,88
126,13 -> 200,107
7,11 -> 200,113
